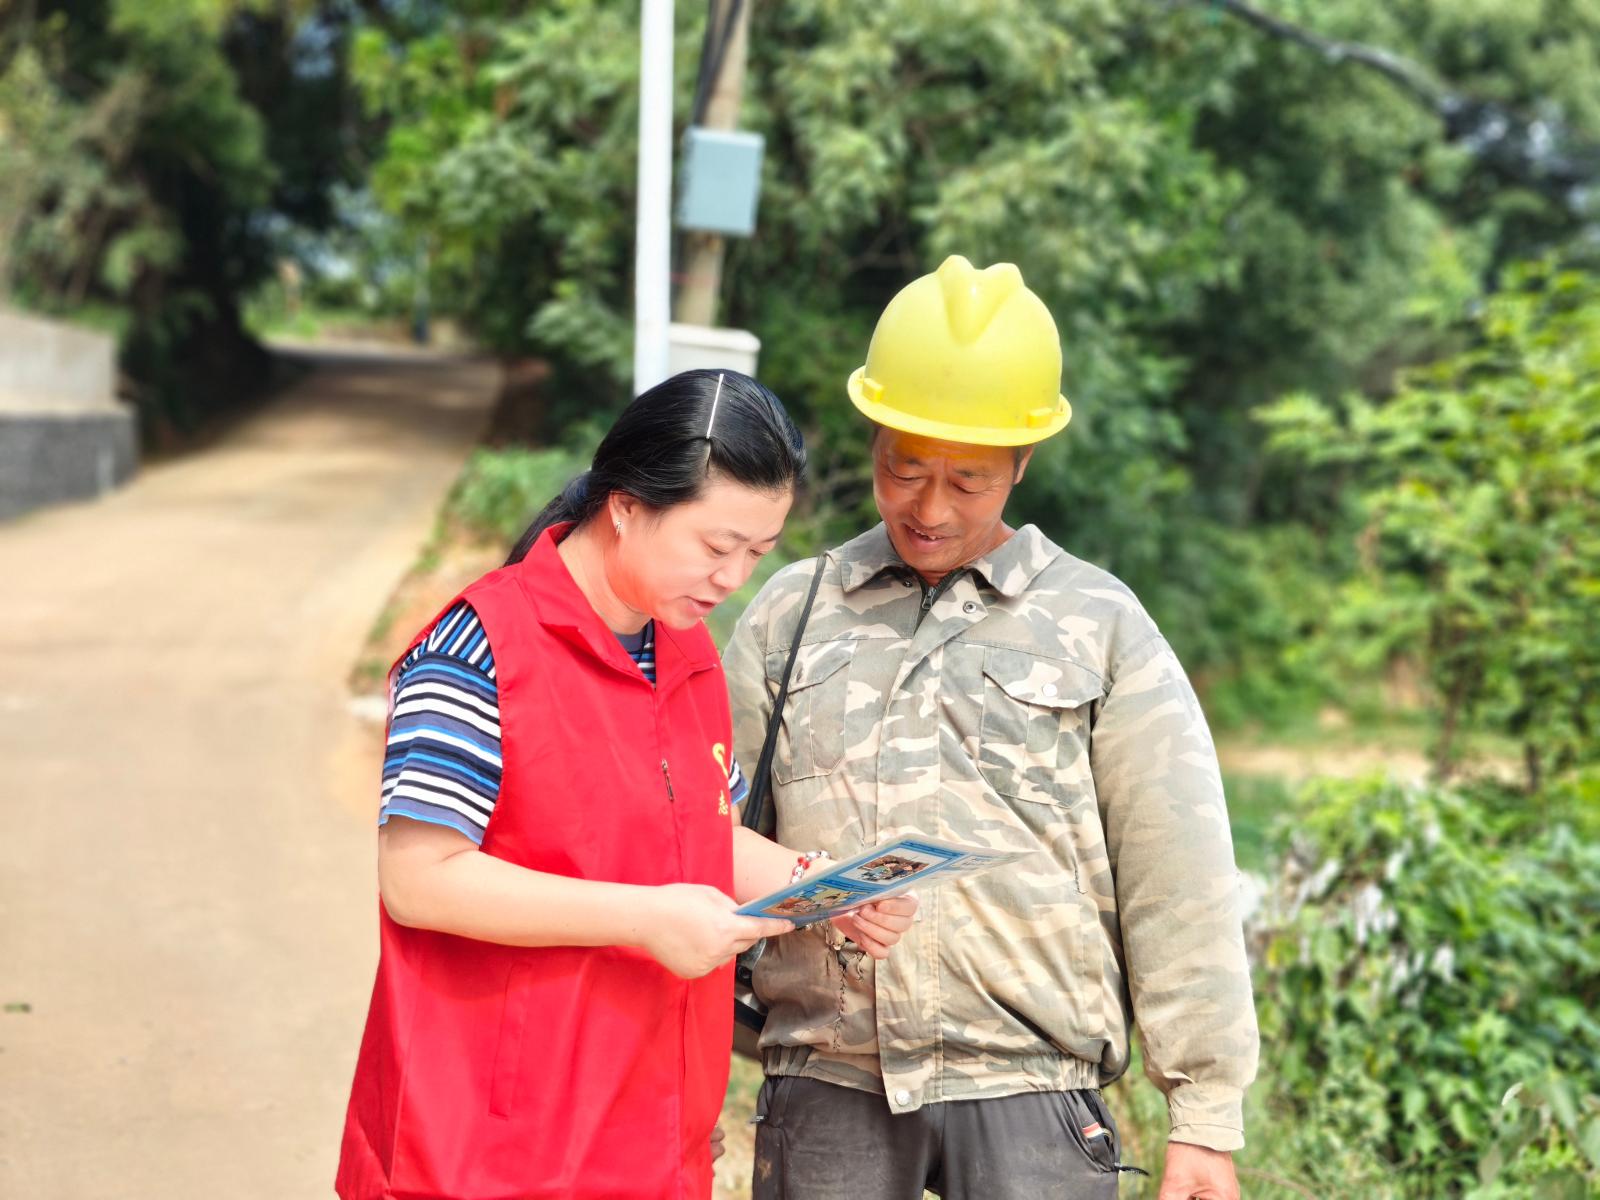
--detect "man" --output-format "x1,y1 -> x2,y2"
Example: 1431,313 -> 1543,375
724,256 -> 1258,1200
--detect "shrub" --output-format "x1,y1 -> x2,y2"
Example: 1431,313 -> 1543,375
446,445 -> 589,545
1259,263 -> 1600,790
1251,775 -> 1600,1196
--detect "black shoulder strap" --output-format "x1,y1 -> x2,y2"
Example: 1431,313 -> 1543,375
742,552 -> 829,833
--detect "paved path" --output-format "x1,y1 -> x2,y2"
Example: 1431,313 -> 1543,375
0,349 -> 498,1198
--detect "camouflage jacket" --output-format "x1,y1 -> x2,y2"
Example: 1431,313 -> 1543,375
724,522 -> 1259,1151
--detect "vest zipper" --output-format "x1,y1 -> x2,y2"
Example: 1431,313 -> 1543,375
661,759 -> 675,802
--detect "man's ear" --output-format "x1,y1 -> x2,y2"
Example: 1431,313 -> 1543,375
1013,446 -> 1035,485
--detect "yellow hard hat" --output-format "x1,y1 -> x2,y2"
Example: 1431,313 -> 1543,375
847,255 -> 1071,447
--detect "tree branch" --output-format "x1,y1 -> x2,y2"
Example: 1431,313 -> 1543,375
1177,0 -> 1600,214
1180,0 -> 1449,114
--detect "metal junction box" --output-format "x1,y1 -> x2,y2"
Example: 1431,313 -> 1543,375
677,127 -> 765,237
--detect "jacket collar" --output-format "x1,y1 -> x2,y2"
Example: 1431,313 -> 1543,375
835,521 -> 1060,599
512,523 -> 718,688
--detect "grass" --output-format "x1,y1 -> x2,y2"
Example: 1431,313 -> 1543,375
244,299 -> 377,340
1223,703 -> 1523,768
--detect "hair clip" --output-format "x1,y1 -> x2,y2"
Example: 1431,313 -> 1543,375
706,373 -> 725,440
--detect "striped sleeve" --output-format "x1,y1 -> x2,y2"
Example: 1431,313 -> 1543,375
379,601 -> 501,844
728,755 -> 750,808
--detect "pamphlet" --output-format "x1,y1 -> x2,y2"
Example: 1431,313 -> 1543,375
737,835 -> 1027,926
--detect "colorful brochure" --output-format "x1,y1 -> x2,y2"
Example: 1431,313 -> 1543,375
737,835 -> 1027,925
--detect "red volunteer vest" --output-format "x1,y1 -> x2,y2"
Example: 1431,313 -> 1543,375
337,525 -> 736,1200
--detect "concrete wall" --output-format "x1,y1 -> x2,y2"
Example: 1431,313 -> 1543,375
0,310 -> 119,414
0,412 -> 139,520
0,308 -> 139,519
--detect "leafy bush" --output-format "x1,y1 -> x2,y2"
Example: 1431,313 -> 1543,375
1260,264 -> 1600,790
446,445 -> 589,545
1166,522 -> 1350,731
1251,775 -> 1600,1197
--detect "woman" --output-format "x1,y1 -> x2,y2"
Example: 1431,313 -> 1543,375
336,370 -> 915,1200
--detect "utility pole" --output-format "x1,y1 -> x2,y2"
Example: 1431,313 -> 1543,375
674,0 -> 751,327
633,0 -> 675,396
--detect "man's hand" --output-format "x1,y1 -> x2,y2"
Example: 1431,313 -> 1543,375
710,1123 -> 726,1163
829,892 -> 919,959
1157,1142 -> 1239,1200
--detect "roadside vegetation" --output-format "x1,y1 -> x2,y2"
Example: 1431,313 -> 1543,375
7,4 -> 1597,1194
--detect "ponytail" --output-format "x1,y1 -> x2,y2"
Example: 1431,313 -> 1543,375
506,470 -> 601,565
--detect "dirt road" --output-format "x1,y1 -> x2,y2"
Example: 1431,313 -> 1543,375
0,349 -> 498,1198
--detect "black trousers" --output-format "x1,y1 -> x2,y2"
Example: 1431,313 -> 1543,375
751,1076 -> 1125,1200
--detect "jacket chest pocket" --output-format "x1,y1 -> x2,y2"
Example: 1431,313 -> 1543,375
768,640 -> 855,784
978,647 -> 1102,806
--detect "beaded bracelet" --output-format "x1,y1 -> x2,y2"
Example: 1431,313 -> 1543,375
789,849 -> 831,883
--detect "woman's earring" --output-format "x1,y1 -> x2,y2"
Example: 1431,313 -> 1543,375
614,520 -> 623,536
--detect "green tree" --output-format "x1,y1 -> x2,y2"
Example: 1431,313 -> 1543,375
347,0 -> 1600,687
1261,261 -> 1600,790
0,0 -> 364,432
344,1 -> 1248,657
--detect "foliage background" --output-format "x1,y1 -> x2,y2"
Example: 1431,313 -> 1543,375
5,0 -> 1598,1194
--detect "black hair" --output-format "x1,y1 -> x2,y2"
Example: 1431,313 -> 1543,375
506,369 -> 807,565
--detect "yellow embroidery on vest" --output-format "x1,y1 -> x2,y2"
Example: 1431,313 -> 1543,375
712,742 -> 730,814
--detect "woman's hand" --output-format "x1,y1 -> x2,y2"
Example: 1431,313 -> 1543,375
643,883 -> 793,979
830,892 -> 919,959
